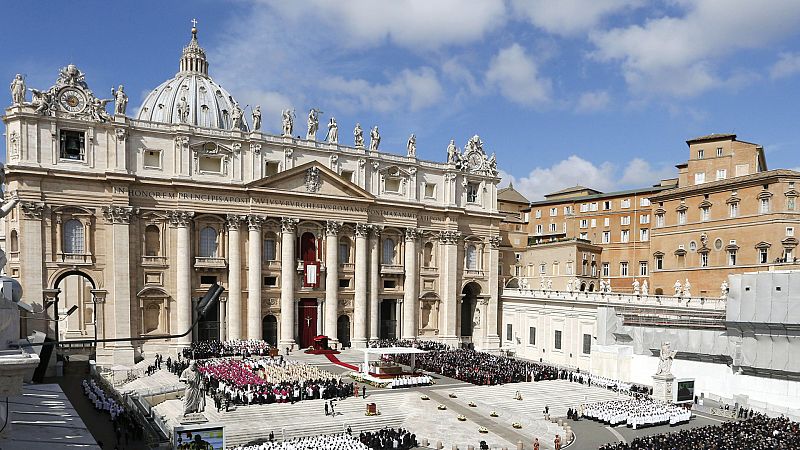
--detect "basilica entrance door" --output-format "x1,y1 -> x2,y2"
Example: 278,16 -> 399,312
196,297 -> 220,342
298,299 -> 318,348
379,299 -> 397,339
460,282 -> 481,337
337,315 -> 351,348
262,315 -> 278,346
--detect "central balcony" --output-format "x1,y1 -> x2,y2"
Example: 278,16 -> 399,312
141,255 -> 168,267
381,264 -> 404,275
194,257 -> 227,269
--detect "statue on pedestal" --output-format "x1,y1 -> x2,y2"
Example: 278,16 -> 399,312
720,280 -> 729,299
407,133 -> 416,157
656,342 -> 677,376
683,279 -> 691,298
642,279 -> 649,296
369,126 -> 381,151
112,85 -> 128,115
231,102 -> 244,130
632,279 -> 640,295
252,105 -> 262,131
176,96 -> 190,123
674,279 -> 682,297
353,123 -> 364,147
29,88 -> 52,115
326,117 -> 338,143
180,360 -> 204,415
10,74 -> 25,105
281,109 -> 295,136
566,278 -> 573,292
306,108 -> 320,140
447,139 -> 460,164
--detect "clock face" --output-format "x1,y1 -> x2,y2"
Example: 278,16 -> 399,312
468,151 -> 483,168
58,88 -> 87,113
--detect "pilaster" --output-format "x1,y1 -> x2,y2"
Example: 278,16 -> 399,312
168,210 -> 194,349
368,225 -> 382,340
324,221 -> 341,344
102,206 -> 138,365
279,217 -> 298,348
402,228 -> 419,339
439,230 -> 462,346
353,223 -> 369,347
247,215 -> 263,340
226,214 -> 244,340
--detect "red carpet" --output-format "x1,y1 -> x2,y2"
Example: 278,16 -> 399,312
324,353 -> 359,371
304,348 -> 340,355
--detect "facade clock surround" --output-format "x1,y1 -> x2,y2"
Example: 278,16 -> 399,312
58,87 -> 87,113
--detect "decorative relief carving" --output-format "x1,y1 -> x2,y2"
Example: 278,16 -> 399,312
325,220 -> 342,236
8,131 -> 19,158
226,214 -> 244,229
174,136 -> 189,147
488,235 -> 501,248
404,227 -> 421,242
438,230 -> 462,245
284,147 -> 293,158
371,161 -> 380,171
369,224 -> 383,238
355,223 -> 370,237
20,201 -> 45,220
102,205 -> 138,224
168,210 -> 194,227
231,142 -> 242,152
251,143 -> 262,154
358,158 -> 366,167
115,128 -> 128,141
247,214 -> 264,230
305,166 -> 322,193
280,217 -> 299,233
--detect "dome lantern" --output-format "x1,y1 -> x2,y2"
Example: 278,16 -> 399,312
179,20 -> 209,76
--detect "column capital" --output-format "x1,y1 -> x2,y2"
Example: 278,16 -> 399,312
43,288 -> 61,301
168,210 -> 194,227
281,217 -> 299,233
488,235 -> 501,248
404,227 -> 421,242
325,220 -> 342,236
247,214 -> 264,231
226,214 -> 245,230
369,224 -> 383,238
90,289 -> 108,303
355,223 -> 370,237
20,201 -> 45,220
437,230 -> 462,245
102,205 -> 139,224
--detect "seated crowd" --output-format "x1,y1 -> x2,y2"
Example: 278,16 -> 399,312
198,357 -> 354,406
388,374 -> 432,389
599,412 -> 800,450
182,339 -> 272,360
582,398 -> 691,429
228,427 -> 417,450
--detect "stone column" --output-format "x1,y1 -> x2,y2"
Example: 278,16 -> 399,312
402,228 -> 419,340
18,202 -> 45,339
439,230 -> 461,346
279,218 -> 298,348
368,226 -> 381,340
485,235 -> 501,349
218,294 -> 227,341
226,215 -> 243,340
103,206 -> 138,365
353,223 -> 369,347
169,211 -> 194,349
90,289 -> 107,347
395,299 -> 402,339
247,215 -> 263,340
324,221 -> 341,344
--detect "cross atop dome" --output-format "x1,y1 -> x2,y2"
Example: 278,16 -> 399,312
179,18 -> 208,76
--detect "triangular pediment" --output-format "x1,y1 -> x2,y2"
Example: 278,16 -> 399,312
247,160 -> 374,200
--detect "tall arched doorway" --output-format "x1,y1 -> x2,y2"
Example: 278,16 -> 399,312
300,232 -> 317,262
262,315 -> 278,346
337,315 -> 351,348
460,282 -> 481,337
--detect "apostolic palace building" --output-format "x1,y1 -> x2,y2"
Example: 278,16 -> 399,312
2,27 -> 503,365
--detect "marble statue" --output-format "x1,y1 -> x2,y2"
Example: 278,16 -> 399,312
90,97 -> 111,122
325,117 -> 338,143
599,279 -> 606,293
674,280 -> 682,297
472,306 -> 481,328
10,74 -> 25,105
632,278 -> 640,295
488,152 -> 497,172
369,126 -> 381,151
539,277 -> 545,291
180,360 -> 203,415
176,96 -> 190,123
407,133 -> 416,157
281,109 -> 294,136
447,139 -> 460,164
720,280 -> 729,299
566,278 -> 573,292
112,85 -> 128,115
683,279 -> 691,298
0,191 -> 20,270
231,102 -> 244,130
642,279 -> 649,296
29,88 -> 52,115
656,342 -> 677,376
519,277 -> 529,290
546,278 -> 553,290
252,105 -> 262,131
700,232 -> 708,247
306,108 -> 320,140
353,123 -> 364,147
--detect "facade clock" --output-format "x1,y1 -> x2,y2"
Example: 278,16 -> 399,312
58,88 -> 87,113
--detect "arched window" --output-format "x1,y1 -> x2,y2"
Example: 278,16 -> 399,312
144,225 -> 160,256
64,219 -> 85,254
382,238 -> 395,265
9,230 -> 18,253
466,245 -> 477,270
338,237 -> 351,265
199,227 -> 218,257
423,242 -> 434,267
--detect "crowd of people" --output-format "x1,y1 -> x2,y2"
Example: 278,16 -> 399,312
144,353 -> 164,376
228,428 -> 417,450
583,398 -> 692,429
82,378 -> 145,447
83,378 -> 124,420
182,339 -> 272,360
359,428 -> 417,449
387,374 -> 432,389
197,357 -> 355,407
599,412 -> 800,449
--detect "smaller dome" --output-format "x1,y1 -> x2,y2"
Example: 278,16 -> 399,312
136,25 -> 247,131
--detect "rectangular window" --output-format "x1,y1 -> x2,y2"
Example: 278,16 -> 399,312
341,170 -> 354,183
263,239 -> 277,261
550,207 -> 557,217
535,210 -> 542,219
787,227 -> 795,237
656,214 -> 665,227
621,216 -> 630,226
539,263 -> 546,275
620,262 -> 629,276
716,147 -> 723,157
640,261 -> 648,276
582,334 -> 592,355
529,327 -> 536,345
701,207 -> 710,221
383,279 -> 397,289
59,130 -> 86,161
788,197 -> 796,211
265,161 -> 280,176
590,202 -> 599,212
621,199 -> 630,208
728,250 -> 737,266
640,198 -> 651,207
466,183 -> 479,202
384,178 -> 401,193
338,278 -> 351,288
198,156 -> 223,173
263,276 -> 277,286
549,223 -> 557,232
640,214 -> 650,224
602,231 -> 610,244
678,211 -> 686,225
506,324 -> 513,341
144,149 -> 161,168
591,263 -> 597,277
579,232 -> 588,240
580,203 -> 588,213
640,228 -> 649,241
523,212 -> 530,222
338,243 -> 350,264
694,172 -> 706,185
701,253 -> 708,267
554,330 -> 562,350
536,225 -> 543,235
564,206 -> 573,215
423,183 -> 437,199
759,248 -> 768,264
655,255 -> 663,270
760,198 -> 770,214
602,262 -> 609,277
620,230 -> 629,243
729,203 -> 738,218
580,219 -> 588,229
603,200 -> 612,210
716,169 -> 727,180
200,275 -> 217,285
697,149 -> 704,159
603,217 -> 610,227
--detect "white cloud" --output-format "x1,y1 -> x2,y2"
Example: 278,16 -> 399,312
575,90 -> 611,112
590,0 -> 800,96
261,0 -> 508,51
321,67 -> 443,113
486,44 -> 552,107
512,0 -> 641,36
501,156 -> 674,201
770,52 -> 800,79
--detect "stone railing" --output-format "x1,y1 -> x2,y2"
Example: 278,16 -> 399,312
380,264 -> 404,275
141,255 -> 168,266
193,257 -> 227,269
502,287 -> 727,311
57,252 -> 92,265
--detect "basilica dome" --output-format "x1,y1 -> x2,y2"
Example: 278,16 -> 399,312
136,26 -> 247,131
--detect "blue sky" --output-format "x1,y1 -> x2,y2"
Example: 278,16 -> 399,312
3,0 -> 800,200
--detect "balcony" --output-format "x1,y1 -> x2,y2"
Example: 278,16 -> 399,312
8,251 -> 19,262
194,257 -> 227,269
420,266 -> 438,276
340,262 -> 355,273
264,260 -> 281,270
57,253 -> 92,266
464,269 -> 486,278
381,264 -> 404,275
141,255 -> 168,267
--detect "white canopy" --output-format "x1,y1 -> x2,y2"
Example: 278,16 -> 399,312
359,347 -> 428,355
